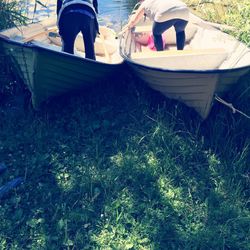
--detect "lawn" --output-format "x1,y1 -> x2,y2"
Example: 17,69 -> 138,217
0,0 -> 249,249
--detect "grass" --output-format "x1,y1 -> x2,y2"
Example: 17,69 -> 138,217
186,0 -> 250,46
0,0 -> 250,249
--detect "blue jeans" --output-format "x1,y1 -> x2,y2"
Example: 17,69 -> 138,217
152,19 -> 188,51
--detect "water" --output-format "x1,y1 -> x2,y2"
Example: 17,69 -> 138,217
98,0 -> 137,29
24,0 -> 138,31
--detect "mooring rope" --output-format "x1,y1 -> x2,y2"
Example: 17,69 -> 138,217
215,94 -> 250,119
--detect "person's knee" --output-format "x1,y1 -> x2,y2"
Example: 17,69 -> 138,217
176,30 -> 185,36
174,20 -> 188,33
152,28 -> 162,36
152,23 -> 163,36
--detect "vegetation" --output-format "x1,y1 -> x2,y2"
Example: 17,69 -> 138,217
0,0 -> 28,30
186,0 -> 250,46
0,0 -> 249,249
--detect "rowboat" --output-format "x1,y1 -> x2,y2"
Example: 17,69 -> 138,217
120,12 -> 250,119
0,17 -> 123,108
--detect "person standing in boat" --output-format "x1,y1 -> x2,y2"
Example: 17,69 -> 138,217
57,0 -> 99,60
126,0 -> 189,51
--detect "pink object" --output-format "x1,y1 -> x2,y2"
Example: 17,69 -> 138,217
147,33 -> 166,51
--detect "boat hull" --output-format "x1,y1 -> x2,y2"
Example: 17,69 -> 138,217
125,61 -> 249,119
0,37 -> 122,108
120,12 -> 250,119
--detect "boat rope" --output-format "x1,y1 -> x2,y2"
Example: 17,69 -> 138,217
215,94 -> 250,119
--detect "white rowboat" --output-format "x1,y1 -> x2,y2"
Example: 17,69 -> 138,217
120,13 -> 250,119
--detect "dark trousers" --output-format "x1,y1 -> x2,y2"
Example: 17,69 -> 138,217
59,12 -> 97,60
152,19 -> 188,51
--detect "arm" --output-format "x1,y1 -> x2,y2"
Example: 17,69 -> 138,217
127,4 -> 145,29
93,0 -> 98,14
57,0 -> 63,15
118,3 -> 145,36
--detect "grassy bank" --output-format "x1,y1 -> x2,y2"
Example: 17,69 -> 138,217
0,0 -> 249,249
186,0 -> 250,46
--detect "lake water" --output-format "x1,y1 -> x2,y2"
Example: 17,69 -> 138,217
25,0 -> 138,31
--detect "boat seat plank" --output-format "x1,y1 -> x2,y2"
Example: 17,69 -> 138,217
23,27 -> 57,42
48,31 -> 117,56
134,25 -> 151,33
1,23 -> 43,38
131,48 -> 226,58
131,48 -> 228,70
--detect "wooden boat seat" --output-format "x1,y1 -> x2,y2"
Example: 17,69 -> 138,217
131,48 -> 228,70
48,31 -> 117,57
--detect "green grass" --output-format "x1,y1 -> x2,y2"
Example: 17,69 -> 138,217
0,72 -> 249,249
186,0 -> 250,46
0,0 -> 250,249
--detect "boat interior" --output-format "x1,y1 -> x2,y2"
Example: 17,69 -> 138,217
0,17 -> 123,64
122,13 -> 250,70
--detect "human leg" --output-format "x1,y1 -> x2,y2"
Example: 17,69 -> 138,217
174,19 -> 188,50
58,12 -> 80,54
176,31 -> 185,50
152,20 -> 175,51
79,15 -> 97,60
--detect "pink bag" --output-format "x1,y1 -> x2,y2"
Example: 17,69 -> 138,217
147,33 -> 166,51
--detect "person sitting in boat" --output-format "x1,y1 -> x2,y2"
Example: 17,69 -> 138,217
57,0 -> 99,60
127,0 -> 189,51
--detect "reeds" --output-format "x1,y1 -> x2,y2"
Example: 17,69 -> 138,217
0,0 -> 28,30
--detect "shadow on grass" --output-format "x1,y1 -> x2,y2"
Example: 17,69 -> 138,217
0,71 -> 249,249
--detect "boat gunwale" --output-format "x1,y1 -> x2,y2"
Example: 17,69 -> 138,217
120,51 -> 250,74
1,33 -> 249,73
0,35 -> 123,67
119,23 -> 250,74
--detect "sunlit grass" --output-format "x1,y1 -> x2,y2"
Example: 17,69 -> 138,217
185,0 -> 250,45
